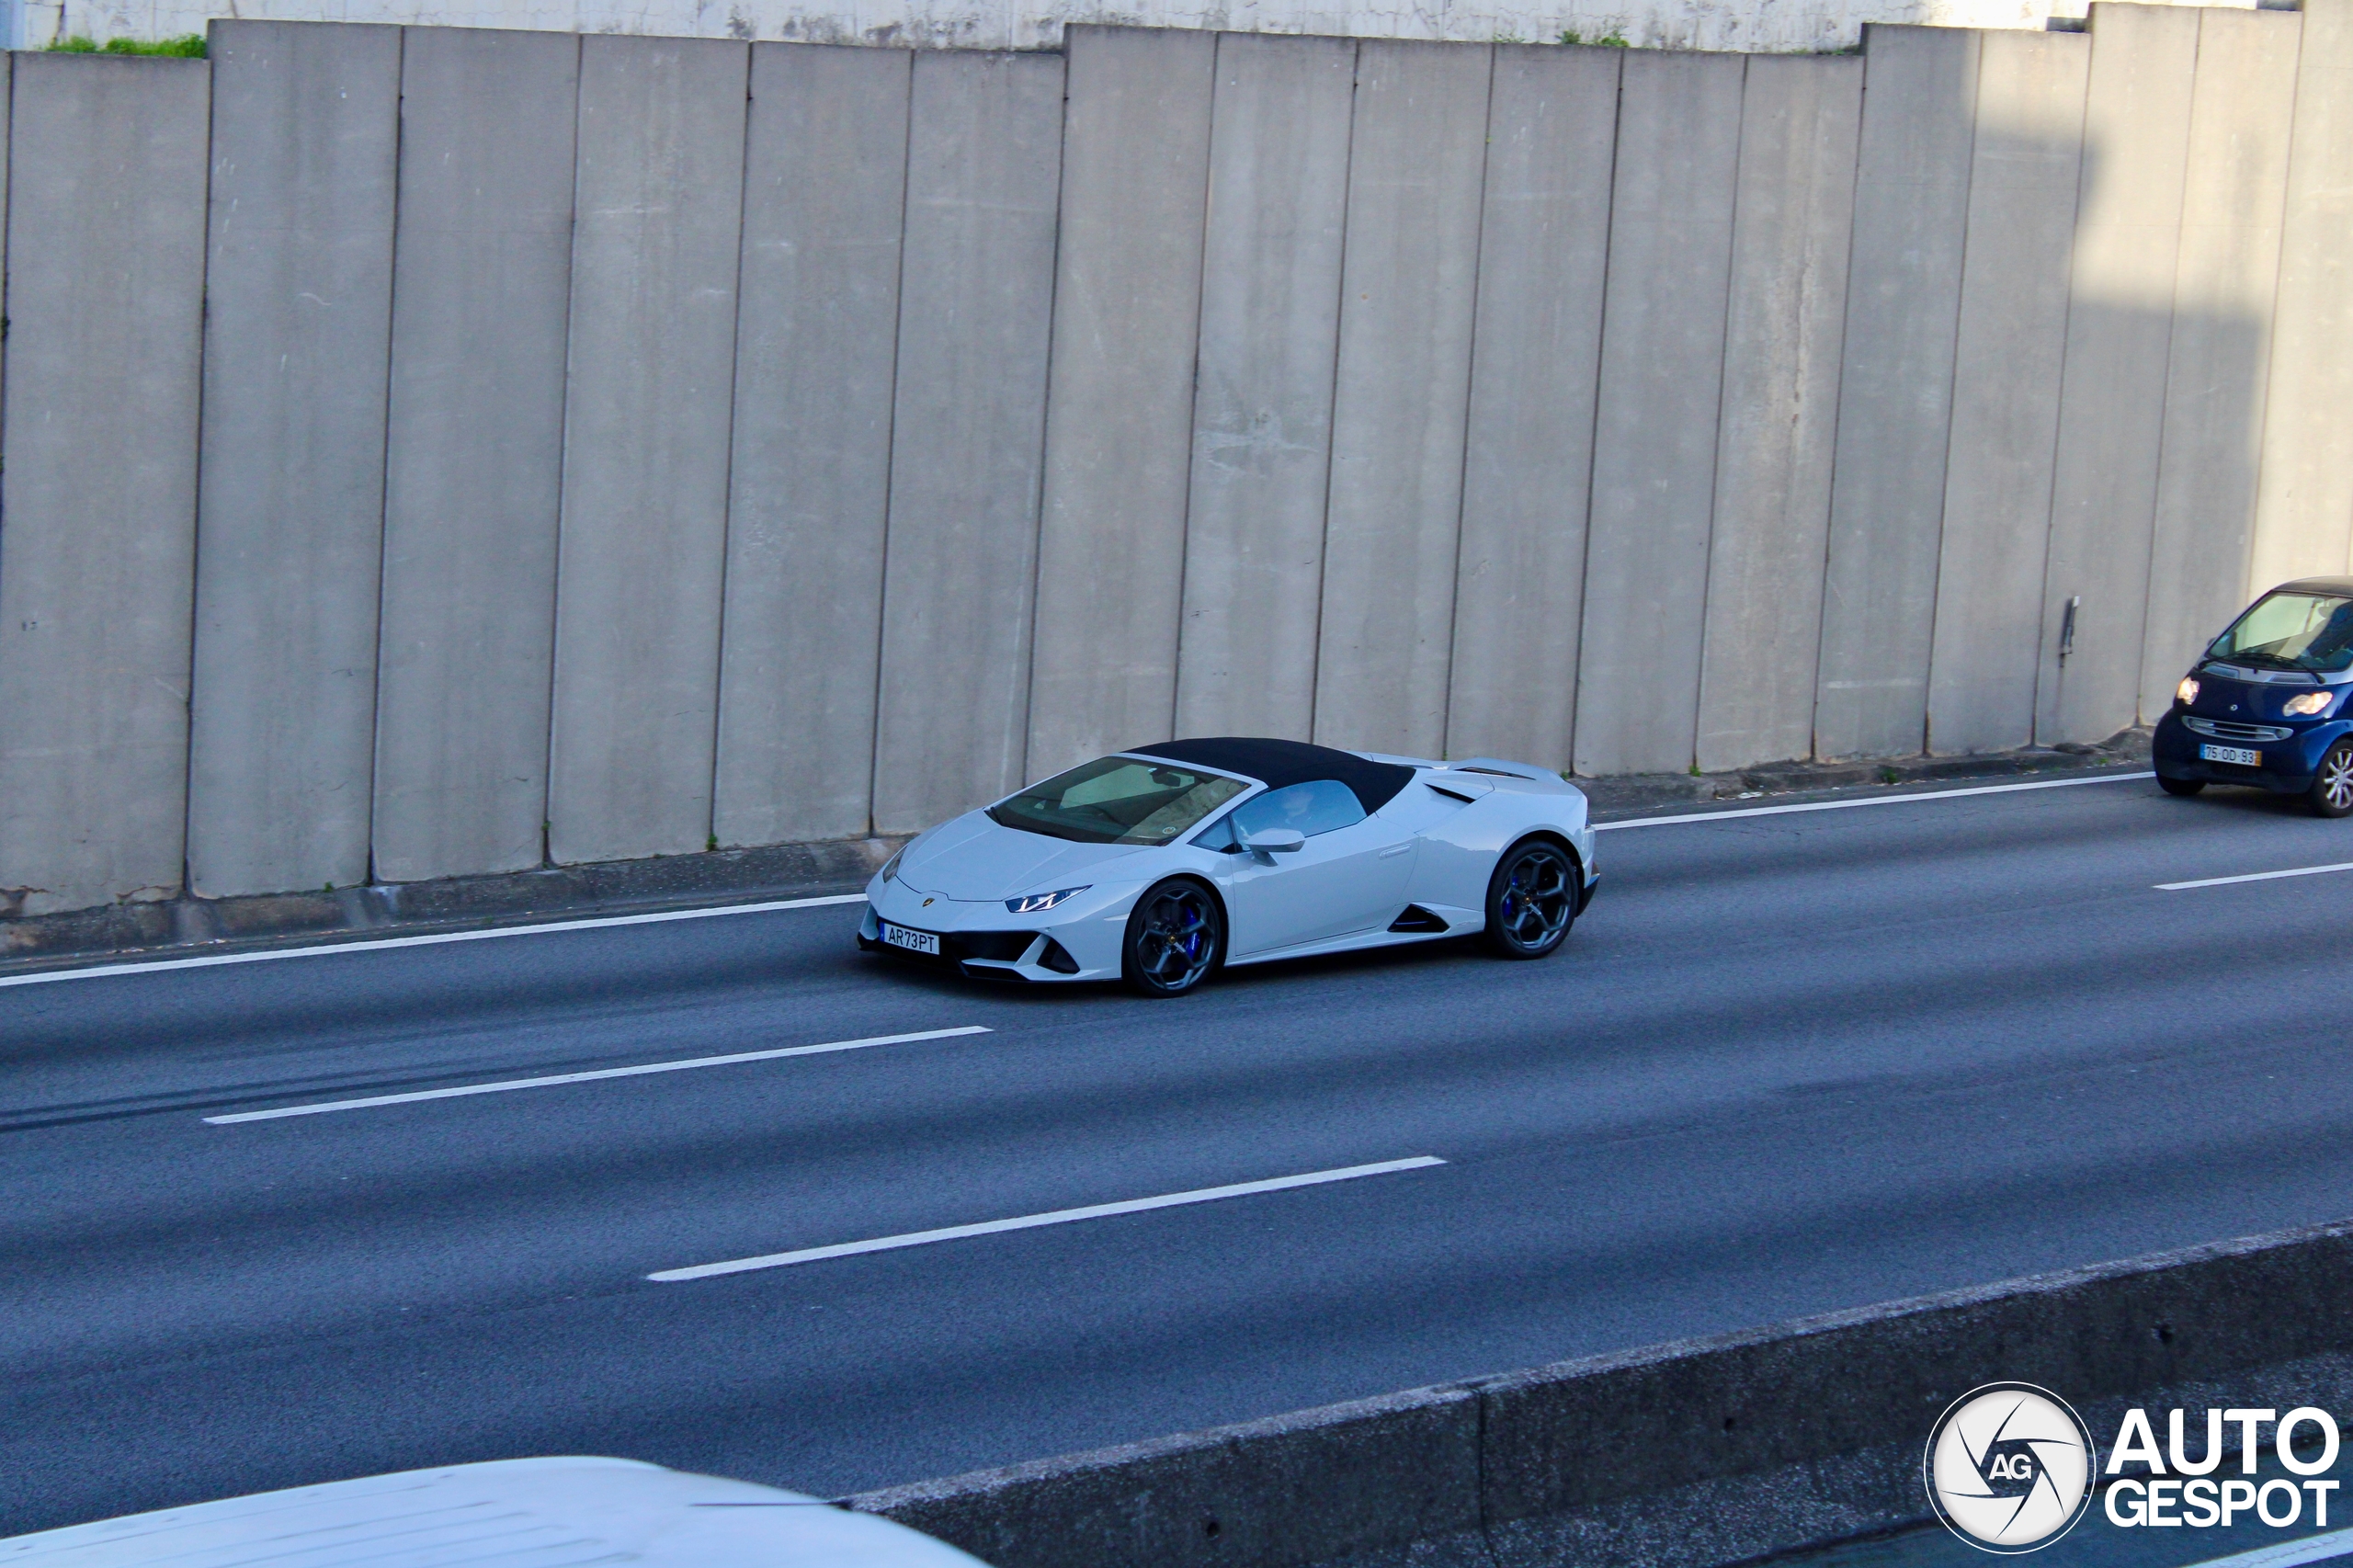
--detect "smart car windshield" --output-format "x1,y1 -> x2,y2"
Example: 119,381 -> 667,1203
988,756 -> 1250,846
2210,591 -> 2353,673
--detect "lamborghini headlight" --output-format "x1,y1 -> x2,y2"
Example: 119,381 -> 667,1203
880,848 -> 904,882
2285,689 -> 2334,717
2176,676 -> 2200,707
1006,886 -> 1089,915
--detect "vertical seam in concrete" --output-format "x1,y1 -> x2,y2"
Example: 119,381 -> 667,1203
1438,42 -> 1499,765
1915,29 -> 1984,759
1166,33 -> 1223,747
1688,54 -> 1748,775
862,48 -> 916,837
2249,10 -> 2306,591
1305,37 -> 1360,744
2130,19 -> 2200,726
1810,44 -> 1870,762
540,30 -> 585,869
179,49 -> 220,904
1017,46 -> 1073,786
2023,36 -> 2094,747
366,28 -> 410,888
705,40 -> 754,851
1565,49 -> 1627,779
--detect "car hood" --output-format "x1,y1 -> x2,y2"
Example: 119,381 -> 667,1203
896,811 -> 1154,902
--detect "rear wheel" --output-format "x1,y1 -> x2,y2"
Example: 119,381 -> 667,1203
2311,740 -> 2353,818
1482,838 -> 1578,960
1122,879 -> 1223,996
2157,775 -> 2205,797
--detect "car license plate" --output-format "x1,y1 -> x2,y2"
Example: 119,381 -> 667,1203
2200,744 -> 2261,767
880,921 -> 939,957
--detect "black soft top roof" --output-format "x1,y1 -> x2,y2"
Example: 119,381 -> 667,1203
1123,736 -> 1416,813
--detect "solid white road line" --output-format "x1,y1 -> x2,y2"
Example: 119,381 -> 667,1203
2157,860 -> 2353,892
1594,771 -> 2154,831
2178,1526 -> 2353,1568
647,1155 -> 1448,1282
204,1025 -> 988,1124
0,892 -> 870,990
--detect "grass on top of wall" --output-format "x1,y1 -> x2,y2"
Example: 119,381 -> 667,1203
43,33 -> 207,54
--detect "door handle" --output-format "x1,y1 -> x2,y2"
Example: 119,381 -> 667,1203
1378,844 -> 1413,858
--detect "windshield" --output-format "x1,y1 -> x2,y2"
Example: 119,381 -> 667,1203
2210,591 -> 2353,673
988,756 -> 1250,846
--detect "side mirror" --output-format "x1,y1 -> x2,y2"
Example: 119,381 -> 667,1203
1247,827 -> 1305,854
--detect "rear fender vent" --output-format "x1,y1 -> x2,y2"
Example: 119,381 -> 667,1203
1388,904 -> 1449,934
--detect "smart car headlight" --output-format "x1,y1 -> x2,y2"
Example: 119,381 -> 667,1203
1006,886 -> 1089,915
2285,690 -> 2334,717
2177,676 -> 2200,707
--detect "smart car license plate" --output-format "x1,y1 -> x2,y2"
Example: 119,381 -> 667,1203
880,921 -> 939,957
2200,744 -> 2261,767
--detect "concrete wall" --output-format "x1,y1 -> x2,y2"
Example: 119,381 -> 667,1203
545,36 -> 748,865
0,54 -> 209,918
1923,28 -> 2086,755
1693,54 -> 1860,772
1572,51 -> 1744,778
187,21 -> 400,898
1026,26 -> 1214,776
711,42 -> 909,848
869,51 -> 1063,835
370,27 -> 578,885
1,10 -> 2339,916
38,0 -> 2271,67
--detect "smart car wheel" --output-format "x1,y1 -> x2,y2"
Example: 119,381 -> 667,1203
1122,879 -> 1223,997
2312,740 -> 2353,818
1482,839 -> 1577,960
2157,775 -> 2205,797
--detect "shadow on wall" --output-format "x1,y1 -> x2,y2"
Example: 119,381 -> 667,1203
0,7 -> 2345,919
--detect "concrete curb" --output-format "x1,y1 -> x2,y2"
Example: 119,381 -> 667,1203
0,730 -> 2153,978
847,1215 -> 2353,1568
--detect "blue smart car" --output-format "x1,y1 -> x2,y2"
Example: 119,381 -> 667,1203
2154,577 -> 2353,816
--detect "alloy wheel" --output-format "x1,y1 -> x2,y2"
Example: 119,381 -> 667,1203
1127,881 -> 1220,994
2315,743 -> 2353,818
1484,842 -> 1576,958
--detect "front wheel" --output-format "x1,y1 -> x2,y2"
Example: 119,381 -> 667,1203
2311,740 -> 2353,818
1122,879 -> 1223,996
1482,838 -> 1579,960
2157,775 -> 2205,797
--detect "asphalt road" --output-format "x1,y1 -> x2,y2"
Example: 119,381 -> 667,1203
8,770 -> 2353,1534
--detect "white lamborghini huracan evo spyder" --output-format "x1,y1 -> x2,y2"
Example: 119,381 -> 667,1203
859,736 -> 1597,996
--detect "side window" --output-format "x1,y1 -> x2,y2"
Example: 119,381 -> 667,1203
1231,779 -> 1367,840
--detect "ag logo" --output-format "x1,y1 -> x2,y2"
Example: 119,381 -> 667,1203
1924,1383 -> 2097,1552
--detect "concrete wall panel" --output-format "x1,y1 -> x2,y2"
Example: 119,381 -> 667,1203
1445,44 -> 1619,772
1924,28 -> 2088,755
546,36 -> 748,866
1814,25 -> 1980,760
1172,33 -> 1356,744
2035,3 -> 2196,745
870,51 -> 1063,833
2248,0 -> 2353,589
1312,39 -> 1492,758
2140,6 -> 2299,712
1694,54 -> 1861,773
1026,27 -> 1215,776
713,43 -> 909,848
187,21 -> 400,899
371,28 -> 579,884
1572,50 -> 1745,778
0,55 -> 209,917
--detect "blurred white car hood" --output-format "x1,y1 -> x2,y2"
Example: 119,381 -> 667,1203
895,812 -> 1150,902
0,1456 -> 992,1567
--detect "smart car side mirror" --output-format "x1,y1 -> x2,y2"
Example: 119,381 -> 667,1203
1248,828 -> 1305,854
